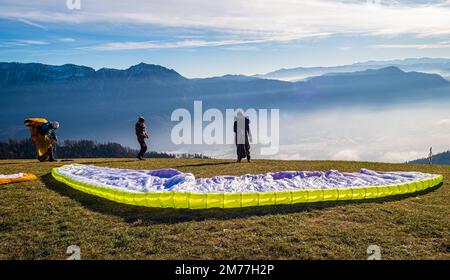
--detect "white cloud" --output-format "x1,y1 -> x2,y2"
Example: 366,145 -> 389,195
382,151 -> 425,163
0,40 -> 48,47
373,41 -> 450,49
17,40 -> 48,45
0,0 -> 449,45
17,18 -> 47,30
436,118 -> 450,126
339,46 -> 353,51
86,39 -> 265,51
331,149 -> 361,161
59,37 -> 76,43
224,45 -> 259,51
274,104 -> 450,163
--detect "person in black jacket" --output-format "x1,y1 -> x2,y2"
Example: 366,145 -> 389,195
233,112 -> 252,163
135,116 -> 149,160
428,147 -> 433,164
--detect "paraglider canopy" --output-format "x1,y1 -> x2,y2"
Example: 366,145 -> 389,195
24,118 -> 48,127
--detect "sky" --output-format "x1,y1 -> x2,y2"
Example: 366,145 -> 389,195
0,0 -> 450,77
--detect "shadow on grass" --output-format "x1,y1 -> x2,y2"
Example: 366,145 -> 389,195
77,159 -> 139,165
1,158 -> 130,166
0,161 -> 42,165
173,161 -> 235,168
75,159 -> 234,168
41,173 -> 443,226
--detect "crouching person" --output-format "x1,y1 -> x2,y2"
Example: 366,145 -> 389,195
24,118 -> 59,162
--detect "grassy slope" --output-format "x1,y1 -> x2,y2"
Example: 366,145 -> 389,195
0,158 -> 448,260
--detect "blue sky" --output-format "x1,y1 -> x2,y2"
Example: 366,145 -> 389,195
0,0 -> 449,77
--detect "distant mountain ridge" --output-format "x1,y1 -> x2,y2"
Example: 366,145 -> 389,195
2,61 -> 449,86
408,151 -> 450,165
0,62 -> 184,87
256,57 -> 450,81
303,66 -> 448,90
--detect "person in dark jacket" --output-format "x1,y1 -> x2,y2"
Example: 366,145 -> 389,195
428,147 -> 433,164
37,121 -> 59,162
135,116 -> 149,160
233,112 -> 252,163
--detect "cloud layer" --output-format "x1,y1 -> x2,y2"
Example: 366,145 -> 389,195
1,0 -> 449,50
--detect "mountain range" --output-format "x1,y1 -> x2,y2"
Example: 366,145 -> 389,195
1,60 -> 449,154
408,151 -> 450,165
255,58 -> 450,81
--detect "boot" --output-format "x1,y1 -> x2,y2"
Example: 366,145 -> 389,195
49,148 -> 57,162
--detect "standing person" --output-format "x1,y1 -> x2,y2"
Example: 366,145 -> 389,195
428,147 -> 433,165
233,111 -> 252,163
24,118 -> 59,162
135,116 -> 149,160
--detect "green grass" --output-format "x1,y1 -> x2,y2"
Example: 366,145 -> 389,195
0,158 -> 449,260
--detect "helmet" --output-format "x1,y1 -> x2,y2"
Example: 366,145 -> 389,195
138,116 -> 145,122
51,121 -> 60,129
